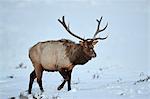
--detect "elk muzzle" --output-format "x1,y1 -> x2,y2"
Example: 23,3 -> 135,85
91,51 -> 97,58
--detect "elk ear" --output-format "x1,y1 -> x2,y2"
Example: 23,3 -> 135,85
79,41 -> 84,46
92,40 -> 98,45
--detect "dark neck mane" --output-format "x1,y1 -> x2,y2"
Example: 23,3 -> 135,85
66,44 -> 91,65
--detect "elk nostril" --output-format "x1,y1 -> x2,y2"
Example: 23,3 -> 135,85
92,53 -> 96,58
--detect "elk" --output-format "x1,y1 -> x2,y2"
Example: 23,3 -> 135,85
28,16 -> 108,94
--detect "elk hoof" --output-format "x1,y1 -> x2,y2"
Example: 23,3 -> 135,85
68,88 -> 71,91
57,85 -> 63,90
28,90 -> 31,94
41,89 -> 44,93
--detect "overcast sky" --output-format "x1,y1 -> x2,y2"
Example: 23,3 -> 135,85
0,0 -> 150,74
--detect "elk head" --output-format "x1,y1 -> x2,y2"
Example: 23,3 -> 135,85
58,16 -> 108,59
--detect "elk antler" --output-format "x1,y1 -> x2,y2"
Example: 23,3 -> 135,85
58,16 -> 85,41
93,16 -> 108,40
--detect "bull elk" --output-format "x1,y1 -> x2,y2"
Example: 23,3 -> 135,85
28,16 -> 108,94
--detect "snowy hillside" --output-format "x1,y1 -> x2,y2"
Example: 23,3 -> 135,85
0,0 -> 150,99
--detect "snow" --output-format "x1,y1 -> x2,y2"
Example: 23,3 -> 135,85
0,64 -> 150,99
0,0 -> 150,99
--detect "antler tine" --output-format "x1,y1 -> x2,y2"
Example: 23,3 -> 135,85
93,35 -> 108,40
86,35 -> 108,41
93,16 -> 103,38
93,16 -> 108,38
58,16 -> 85,41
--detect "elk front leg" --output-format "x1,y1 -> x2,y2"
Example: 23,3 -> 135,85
67,70 -> 72,91
57,69 -> 68,90
58,69 -> 72,91
57,80 -> 66,90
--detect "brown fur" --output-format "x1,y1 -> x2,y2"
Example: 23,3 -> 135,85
28,16 -> 108,94
28,39 -> 98,95
52,39 -> 92,65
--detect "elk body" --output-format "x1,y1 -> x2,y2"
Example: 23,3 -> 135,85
28,16 -> 108,94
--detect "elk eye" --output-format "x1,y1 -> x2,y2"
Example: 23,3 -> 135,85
90,49 -> 93,52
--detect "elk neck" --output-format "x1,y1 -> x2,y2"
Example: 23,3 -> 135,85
65,43 -> 92,65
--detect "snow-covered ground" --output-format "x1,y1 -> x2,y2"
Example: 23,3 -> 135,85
0,63 -> 150,99
0,0 -> 150,99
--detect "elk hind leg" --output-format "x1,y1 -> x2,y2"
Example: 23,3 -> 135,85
35,64 -> 44,92
28,70 -> 36,94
